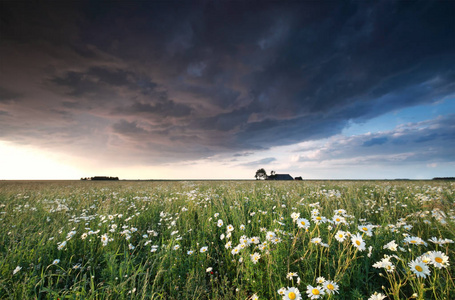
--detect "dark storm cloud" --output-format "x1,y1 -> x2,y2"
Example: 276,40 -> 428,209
0,1 -> 454,164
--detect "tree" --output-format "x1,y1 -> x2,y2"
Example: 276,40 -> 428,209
255,168 -> 267,180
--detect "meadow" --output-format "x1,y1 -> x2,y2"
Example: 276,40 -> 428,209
0,180 -> 453,300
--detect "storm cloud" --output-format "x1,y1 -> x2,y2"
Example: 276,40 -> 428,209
0,1 -> 454,166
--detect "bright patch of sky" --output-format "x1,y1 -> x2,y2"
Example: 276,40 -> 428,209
343,98 -> 455,136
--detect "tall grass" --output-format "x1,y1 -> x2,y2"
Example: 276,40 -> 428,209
0,180 -> 453,299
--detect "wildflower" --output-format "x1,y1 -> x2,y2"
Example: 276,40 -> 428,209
214,213 -> 219,218
200,246 -> 208,253
334,230 -> 347,242
52,259 -> 60,265
249,236 -> 260,244
240,224 -> 245,230
311,237 -> 322,245
250,252 -> 261,264
316,277 -> 325,284
358,225 -> 373,236
332,215 -> 346,225
187,250 -> 194,255
291,212 -> 301,222
322,280 -> 339,294
231,246 -> 240,255
404,236 -> 427,246
217,219 -> 223,227
283,287 -> 301,300
297,218 -> 310,229
13,266 -> 21,275
251,294 -> 259,300
206,267 -> 213,272
227,224 -> 234,232
368,292 -> 386,300
286,272 -> 298,279
277,287 -> 286,296
220,233 -> 225,240
408,259 -> 430,278
128,243 -> 135,250
383,240 -> 398,251
81,233 -> 88,240
311,215 -> 327,224
428,251 -> 450,268
351,233 -> 366,251
101,234 -> 109,246
373,256 -> 395,273
173,245 -> 180,250
306,285 -> 324,299
57,241 -> 67,250
266,231 -> 276,241
73,263 -> 81,269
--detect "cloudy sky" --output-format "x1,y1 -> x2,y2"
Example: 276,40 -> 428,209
1,1 -> 454,179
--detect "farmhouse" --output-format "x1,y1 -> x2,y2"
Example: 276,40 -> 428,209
266,174 -> 294,180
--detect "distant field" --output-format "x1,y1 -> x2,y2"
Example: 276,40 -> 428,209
0,180 -> 453,299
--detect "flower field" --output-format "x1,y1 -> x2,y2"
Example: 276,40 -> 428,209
0,180 -> 453,299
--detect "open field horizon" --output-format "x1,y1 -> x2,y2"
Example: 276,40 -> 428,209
1,180 -> 453,299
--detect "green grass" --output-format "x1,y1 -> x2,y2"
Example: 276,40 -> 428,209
0,180 -> 453,299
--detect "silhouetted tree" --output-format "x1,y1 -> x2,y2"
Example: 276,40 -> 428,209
255,168 -> 267,180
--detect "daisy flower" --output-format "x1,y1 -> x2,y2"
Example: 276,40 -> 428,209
250,252 -> 261,264
316,277 -> 325,284
311,237 -> 322,245
291,212 -> 301,222
251,294 -> 259,300
173,245 -> 180,250
368,292 -> 386,300
297,218 -> 310,229
206,267 -> 212,272
351,233 -> 366,251
428,251 -> 450,268
283,287 -> 301,300
57,241 -> 67,250
286,272 -> 298,280
187,250 -> 194,255
200,246 -> 208,253
323,280 -> 339,294
383,240 -> 398,251
240,224 -> 246,230
408,259 -> 430,278
52,259 -> 60,265
225,241 -> 232,249
358,225 -> 373,236
13,266 -> 21,275
277,287 -> 286,296
306,285 -> 324,299
334,230 -> 347,242
226,224 -> 234,232
217,219 -> 223,227
266,231 -> 276,241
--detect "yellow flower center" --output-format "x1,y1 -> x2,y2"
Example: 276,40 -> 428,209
410,240 -> 417,243
312,288 -> 320,295
327,284 -> 334,290
435,257 -> 443,263
355,240 -> 361,246
415,265 -> 423,272
362,227 -> 368,231
316,216 -> 322,220
288,292 -> 296,299
338,234 -> 343,238
301,221 -> 305,225
336,218 -> 340,222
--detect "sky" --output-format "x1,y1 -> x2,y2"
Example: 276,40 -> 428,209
0,0 -> 454,180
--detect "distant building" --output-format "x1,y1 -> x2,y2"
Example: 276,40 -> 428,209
81,176 -> 119,181
294,176 -> 303,181
266,174 -> 294,181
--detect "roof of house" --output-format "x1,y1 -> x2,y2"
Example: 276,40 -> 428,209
267,174 -> 294,180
